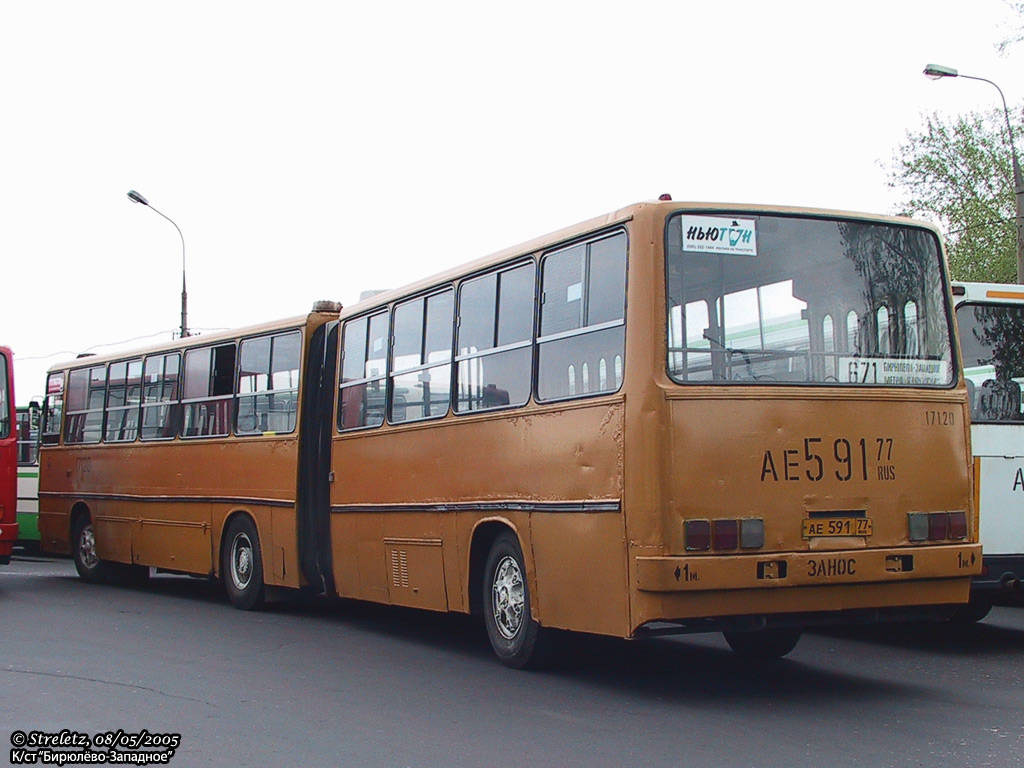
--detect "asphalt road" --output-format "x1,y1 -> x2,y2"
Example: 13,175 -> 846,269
2,551 -> 1022,768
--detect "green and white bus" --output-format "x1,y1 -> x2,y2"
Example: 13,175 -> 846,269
16,403 -> 41,548
953,281 -> 1024,619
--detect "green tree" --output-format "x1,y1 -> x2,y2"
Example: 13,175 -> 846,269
886,107 -> 1023,282
998,1 -> 1024,53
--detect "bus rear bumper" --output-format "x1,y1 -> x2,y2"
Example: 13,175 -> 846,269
635,544 -> 982,593
635,603 -> 959,637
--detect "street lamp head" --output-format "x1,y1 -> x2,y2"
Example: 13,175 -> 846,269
923,63 -> 959,80
127,189 -> 149,206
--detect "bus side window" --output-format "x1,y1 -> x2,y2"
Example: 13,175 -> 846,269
537,231 -> 626,401
236,331 -> 301,435
181,344 -> 236,438
0,354 -> 7,439
455,261 -> 534,413
104,359 -> 142,443
41,373 -> 64,446
141,353 -> 181,440
339,312 -> 388,431
390,289 -> 454,424
65,366 -> 106,445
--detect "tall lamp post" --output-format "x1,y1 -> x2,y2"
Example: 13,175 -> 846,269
923,63 -> 1024,284
127,190 -> 190,338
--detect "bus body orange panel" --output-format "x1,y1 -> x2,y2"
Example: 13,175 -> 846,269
663,394 -> 971,550
40,436 -> 300,585
330,401 -> 628,633
621,391 -> 979,630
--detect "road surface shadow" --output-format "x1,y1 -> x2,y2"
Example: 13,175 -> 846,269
40,569 -> 967,706
812,611 -> 1024,657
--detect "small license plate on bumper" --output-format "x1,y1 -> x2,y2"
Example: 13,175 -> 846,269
802,517 -> 873,538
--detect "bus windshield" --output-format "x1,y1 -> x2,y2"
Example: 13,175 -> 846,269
957,301 -> 1024,423
666,213 -> 954,387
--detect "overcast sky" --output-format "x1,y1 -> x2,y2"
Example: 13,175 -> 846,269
2,0 -> 1022,400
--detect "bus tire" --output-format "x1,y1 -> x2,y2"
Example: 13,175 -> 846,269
723,628 -> 801,660
483,531 -> 543,668
222,516 -> 265,610
72,514 -> 108,583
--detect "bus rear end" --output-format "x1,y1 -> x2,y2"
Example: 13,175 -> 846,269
0,347 -> 18,563
632,207 -> 980,655
954,281 -> 1024,612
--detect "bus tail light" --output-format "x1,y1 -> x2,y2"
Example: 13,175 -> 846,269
686,518 -> 764,551
685,520 -> 711,551
713,519 -> 738,550
948,511 -> 968,540
928,512 -> 949,541
908,511 -> 967,542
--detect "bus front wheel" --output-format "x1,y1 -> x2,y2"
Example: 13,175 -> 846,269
222,516 -> 266,610
72,515 -> 108,583
723,628 -> 801,660
482,532 -> 543,668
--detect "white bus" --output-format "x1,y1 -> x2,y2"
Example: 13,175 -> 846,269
954,282 -> 1024,619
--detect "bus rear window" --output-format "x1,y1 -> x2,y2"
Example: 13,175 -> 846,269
957,301 -> 1024,423
666,214 -> 954,387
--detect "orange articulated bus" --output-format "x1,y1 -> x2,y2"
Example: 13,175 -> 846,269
39,200 -> 981,666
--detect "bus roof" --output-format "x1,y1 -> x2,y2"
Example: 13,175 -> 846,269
46,313 -> 317,374
337,199 -> 940,318
953,281 -> 1024,303
47,199 -> 939,373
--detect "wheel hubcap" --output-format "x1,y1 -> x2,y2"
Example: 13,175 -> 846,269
79,524 -> 98,568
231,533 -> 253,590
491,555 -> 525,640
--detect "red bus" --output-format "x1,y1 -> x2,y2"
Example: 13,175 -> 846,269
0,346 -> 18,563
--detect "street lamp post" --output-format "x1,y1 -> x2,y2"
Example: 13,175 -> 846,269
923,63 -> 1024,284
127,190 -> 190,338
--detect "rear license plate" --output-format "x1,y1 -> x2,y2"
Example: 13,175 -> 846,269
802,517 -> 873,538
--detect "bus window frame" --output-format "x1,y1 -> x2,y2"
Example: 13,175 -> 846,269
140,351 -> 182,442
41,372 -> 64,446
955,298 -> 1024,424
103,357 -> 143,444
535,228 -> 628,404
64,365 -> 107,445
180,342 -> 238,440
235,329 -> 303,437
454,258 -> 537,415
663,210 -> 959,389
387,286 -> 456,426
337,310 -> 390,434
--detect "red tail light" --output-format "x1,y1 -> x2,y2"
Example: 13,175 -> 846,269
928,512 -> 949,541
948,511 -> 968,540
685,520 -> 711,551
713,519 -> 739,550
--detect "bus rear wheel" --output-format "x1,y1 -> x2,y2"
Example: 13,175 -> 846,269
723,628 -> 801,660
222,516 -> 266,610
483,531 -> 543,668
72,515 -> 108,583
